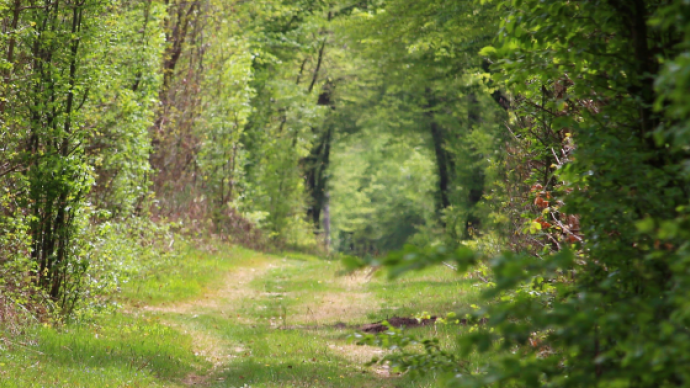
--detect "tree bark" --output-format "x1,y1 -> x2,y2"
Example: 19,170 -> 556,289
426,90 -> 451,223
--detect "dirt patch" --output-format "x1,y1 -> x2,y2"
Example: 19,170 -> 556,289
325,342 -> 396,378
336,269 -> 379,288
143,260 -> 272,317
141,260 -> 273,387
182,372 -> 207,386
360,316 -> 437,333
151,320 -> 235,387
289,291 -> 379,325
189,327 -> 234,367
328,342 -> 385,363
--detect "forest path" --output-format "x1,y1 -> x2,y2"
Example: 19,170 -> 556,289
134,248 -> 473,388
143,252 -> 394,388
1,246 -> 474,387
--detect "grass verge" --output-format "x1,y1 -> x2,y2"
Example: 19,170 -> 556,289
0,313 -> 205,387
120,243 -> 270,305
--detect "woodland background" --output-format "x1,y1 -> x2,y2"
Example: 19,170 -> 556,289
2,0 -> 690,387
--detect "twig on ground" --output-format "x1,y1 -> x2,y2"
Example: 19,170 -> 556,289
1,338 -> 44,355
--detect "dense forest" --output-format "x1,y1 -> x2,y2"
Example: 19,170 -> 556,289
2,0 -> 690,387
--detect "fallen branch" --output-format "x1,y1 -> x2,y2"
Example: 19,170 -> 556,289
1,337 -> 44,355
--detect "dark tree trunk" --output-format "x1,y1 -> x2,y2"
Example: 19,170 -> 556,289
465,92 -> 484,237
429,119 -> 451,214
305,125 -> 332,228
304,78 -> 335,230
425,90 -> 452,224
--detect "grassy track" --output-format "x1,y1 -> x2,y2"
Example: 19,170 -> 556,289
0,246 -> 486,387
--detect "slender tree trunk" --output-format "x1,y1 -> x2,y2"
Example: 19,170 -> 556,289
465,92 -> 484,237
429,120 -> 451,213
0,0 -> 22,114
323,192 -> 330,250
426,89 -> 451,222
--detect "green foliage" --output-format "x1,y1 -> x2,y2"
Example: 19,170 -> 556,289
357,1 -> 690,388
354,319 -> 471,379
74,217 -> 178,318
238,0 -> 333,247
0,0 -> 167,315
483,2 -> 690,385
330,129 -> 437,254
85,0 -> 166,216
327,0 -> 507,251
197,37 -> 254,225
0,188 -> 44,324
15,0 -> 107,312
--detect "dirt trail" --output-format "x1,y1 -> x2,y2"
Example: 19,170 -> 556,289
139,258 -> 396,387
142,260 -> 278,386
144,261 -> 275,316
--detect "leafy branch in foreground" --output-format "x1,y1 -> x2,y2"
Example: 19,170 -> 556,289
347,1 -> 690,387
352,318 -> 470,380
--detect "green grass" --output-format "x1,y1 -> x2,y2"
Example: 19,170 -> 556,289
368,267 -> 484,318
1,244 -> 492,387
0,314 -> 204,387
0,244 -> 249,388
120,244 -> 269,305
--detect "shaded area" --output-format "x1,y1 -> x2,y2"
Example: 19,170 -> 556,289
360,316 -> 437,333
